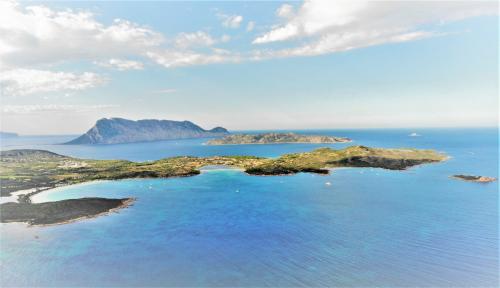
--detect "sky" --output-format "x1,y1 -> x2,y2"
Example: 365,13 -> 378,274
0,0 -> 498,135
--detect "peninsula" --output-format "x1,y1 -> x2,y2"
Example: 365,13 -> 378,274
1,146 -> 446,197
0,146 -> 446,225
207,132 -> 350,145
65,118 -> 229,145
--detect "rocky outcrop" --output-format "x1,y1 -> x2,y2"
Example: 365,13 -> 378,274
331,156 -> 440,170
65,118 -> 229,144
452,175 -> 497,183
0,197 -> 134,225
245,166 -> 330,175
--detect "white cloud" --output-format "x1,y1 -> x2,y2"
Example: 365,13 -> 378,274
174,31 -> 216,48
246,21 -> 255,32
1,1 -> 237,73
276,4 -> 294,19
262,30 -> 439,59
2,104 -> 118,114
219,13 -> 243,29
0,1 -> 164,68
0,69 -> 107,96
146,49 -> 241,68
1,0 -> 496,74
95,58 -> 144,71
253,0 -> 497,57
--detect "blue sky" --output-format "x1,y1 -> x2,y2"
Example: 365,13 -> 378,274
0,1 -> 498,134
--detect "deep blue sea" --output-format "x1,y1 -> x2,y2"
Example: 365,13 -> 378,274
0,128 -> 498,287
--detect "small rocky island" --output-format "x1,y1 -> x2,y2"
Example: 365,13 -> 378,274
1,198 -> 134,226
65,117 -> 229,145
452,175 -> 497,183
1,146 -> 446,225
207,132 -> 350,145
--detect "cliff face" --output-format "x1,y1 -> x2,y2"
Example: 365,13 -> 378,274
65,118 -> 229,144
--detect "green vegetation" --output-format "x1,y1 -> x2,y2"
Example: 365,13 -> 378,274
1,146 -> 447,197
207,132 -> 351,145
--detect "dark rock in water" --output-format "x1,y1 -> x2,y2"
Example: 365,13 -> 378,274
452,175 -> 497,183
0,197 -> 134,225
245,166 -> 329,175
65,118 -> 229,145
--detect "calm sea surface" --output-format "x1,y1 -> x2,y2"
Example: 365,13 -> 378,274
0,128 -> 498,286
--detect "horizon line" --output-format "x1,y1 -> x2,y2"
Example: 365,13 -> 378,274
3,125 -> 498,137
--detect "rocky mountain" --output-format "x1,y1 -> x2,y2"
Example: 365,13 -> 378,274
65,118 -> 229,145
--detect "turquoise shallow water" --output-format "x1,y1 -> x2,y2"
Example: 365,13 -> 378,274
0,128 -> 498,286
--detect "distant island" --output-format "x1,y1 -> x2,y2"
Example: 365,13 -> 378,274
65,117 -> 229,145
0,132 -> 18,138
207,132 -> 351,145
452,174 -> 497,183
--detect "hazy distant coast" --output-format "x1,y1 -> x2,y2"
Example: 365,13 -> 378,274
0,132 -> 18,138
207,132 -> 351,145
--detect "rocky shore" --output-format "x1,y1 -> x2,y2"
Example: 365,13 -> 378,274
452,175 -> 497,183
0,197 -> 134,226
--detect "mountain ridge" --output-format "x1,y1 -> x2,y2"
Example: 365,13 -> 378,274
65,117 -> 229,145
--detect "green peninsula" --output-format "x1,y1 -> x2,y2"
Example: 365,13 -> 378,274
1,146 -> 446,198
0,146 -> 446,225
207,132 -> 351,145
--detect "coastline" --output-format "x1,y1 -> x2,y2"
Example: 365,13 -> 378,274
1,197 -> 136,227
29,198 -> 136,227
1,146 -> 448,198
28,180 -> 113,204
0,146 -> 448,226
206,140 -> 352,146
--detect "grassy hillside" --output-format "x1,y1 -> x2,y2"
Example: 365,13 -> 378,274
0,146 -> 447,197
